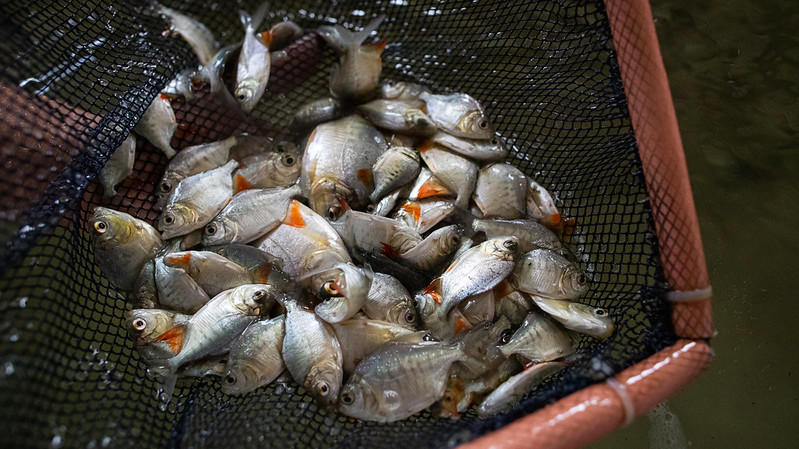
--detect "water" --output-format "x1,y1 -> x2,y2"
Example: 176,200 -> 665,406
589,1 -> 799,448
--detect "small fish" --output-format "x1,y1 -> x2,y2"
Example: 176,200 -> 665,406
222,315 -> 286,395
526,179 -> 562,231
156,136 -> 237,208
155,243 -> 211,314
290,97 -> 347,131
164,250 -> 273,297
331,208 -> 421,259
511,249 -> 588,300
134,259 -> 158,309
473,163 -> 528,219
90,207 -> 164,291
357,99 -> 437,136
331,317 -> 415,373
493,281 -> 532,327
362,273 -> 419,330
317,16 -> 386,101
312,262 -> 374,324
159,5 -> 219,66
419,91 -> 493,140
338,340 -> 471,422
431,132 -> 508,161
127,308 -> 191,365
159,160 -> 237,239
477,361 -> 567,417
267,20 -> 303,51
377,79 -> 430,104
528,295 -> 614,339
134,94 -> 177,158
439,353 -> 522,418
369,145 -> 421,202
473,218 -> 562,254
234,2 -> 271,112
202,184 -> 301,246
282,296 -> 343,405
232,152 -> 302,192
394,198 -> 455,234
498,310 -> 574,363
100,135 -> 136,197
397,224 -> 462,273
419,141 -> 478,208
369,187 -> 404,217
161,69 -> 196,101
198,44 -> 242,113
205,243 -> 294,293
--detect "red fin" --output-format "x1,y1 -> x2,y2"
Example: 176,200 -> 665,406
381,242 -> 399,260
357,168 -> 374,190
259,30 -> 273,47
453,314 -> 472,335
164,252 -> 191,268
284,200 -> 306,228
423,278 -> 443,304
251,263 -> 273,284
401,202 -> 421,223
157,324 -> 185,354
417,180 -> 447,199
234,174 -> 252,193
418,140 -> 432,154
419,103 -> 428,114
364,39 -> 387,53
492,279 -> 514,300
543,213 -> 563,234
159,93 -> 171,101
561,216 -> 577,238
336,196 -> 352,212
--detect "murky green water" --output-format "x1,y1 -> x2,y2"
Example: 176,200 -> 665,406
591,1 -> 799,448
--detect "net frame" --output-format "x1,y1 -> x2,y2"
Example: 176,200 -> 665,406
0,0 -> 714,448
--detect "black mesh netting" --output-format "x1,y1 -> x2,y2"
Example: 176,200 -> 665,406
0,0 -> 676,448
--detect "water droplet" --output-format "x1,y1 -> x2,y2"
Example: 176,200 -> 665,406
50,435 -> 63,449
351,9 -> 365,16
101,436 -> 111,448
3,362 -> 14,376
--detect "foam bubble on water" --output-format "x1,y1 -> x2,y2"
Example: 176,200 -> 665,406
648,402 -> 688,449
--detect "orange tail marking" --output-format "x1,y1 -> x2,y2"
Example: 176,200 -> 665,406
157,324 -> 185,354
284,200 -> 306,228
336,196 -> 352,212
423,278 -> 443,304
234,174 -> 252,193
453,315 -> 472,334
417,180 -> 448,199
561,216 -> 577,238
259,30 -> 273,47
401,202 -> 421,223
418,140 -> 432,154
164,252 -> 191,268
357,168 -> 374,190
365,39 -> 387,53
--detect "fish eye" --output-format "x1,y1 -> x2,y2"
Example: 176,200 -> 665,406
237,93 -> 247,101
317,381 -> 330,395
253,289 -> 265,299
323,281 -> 340,297
132,318 -> 147,331
159,181 -> 172,193
499,329 -> 514,345
162,213 -> 175,225
365,204 -> 376,213
327,206 -> 341,221
595,308 -> 607,317
93,221 -> 108,233
204,223 -> 217,235
490,138 -> 498,145
281,154 -> 296,166
503,239 -> 517,250
404,312 -> 416,323
577,274 -> 587,285
225,374 -> 237,385
341,392 -> 353,404
478,120 -> 488,129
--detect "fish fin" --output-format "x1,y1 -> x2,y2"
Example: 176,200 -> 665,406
157,368 -> 178,408
336,196 -> 352,212
418,139 -> 432,154
259,30 -> 273,47
543,212 -> 562,234
380,242 -> 399,259
560,216 -> 577,238
364,39 -> 387,54
249,2 -> 270,31
233,174 -> 252,193
416,179 -> 449,199
157,324 -> 186,354
353,15 -> 386,45
453,313 -> 472,335
284,200 -> 306,228
250,262 -> 273,284
163,252 -> 191,269
401,202 -> 421,223
357,168 -> 374,190
492,279 -> 514,300
423,278 -> 443,304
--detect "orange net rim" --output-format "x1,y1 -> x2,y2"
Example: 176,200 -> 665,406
461,0 -> 714,447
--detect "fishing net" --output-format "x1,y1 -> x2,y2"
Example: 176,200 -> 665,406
0,0 -> 713,448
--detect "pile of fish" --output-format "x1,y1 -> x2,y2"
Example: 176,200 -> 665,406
90,4 -> 614,422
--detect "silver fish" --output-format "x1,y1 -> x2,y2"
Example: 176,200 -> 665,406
155,243 -> 211,314
397,224 -> 462,273
419,91 -> 493,139
90,207 -> 164,291
369,145 -> 421,202
205,243 -> 294,293
100,135 -> 136,197
128,308 -> 191,365
282,297 -> 343,405
431,132 -> 507,161
498,310 -> 574,363
312,262 -> 374,324
362,273 -> 419,330
457,290 -> 496,328
134,94 -> 177,158
331,208 -> 421,258
331,318 -> 415,373
394,198 -> 455,234
232,152 -> 302,193
202,184 -> 301,246
370,187 -> 404,217
156,136 -> 237,208
290,97 -> 347,131
159,160 -> 237,239
163,250 -> 273,297
159,5 -> 219,66
439,356 -> 521,418
493,282 -> 532,327
477,361 -> 567,417
222,315 -> 286,395
338,340 -> 470,422
230,135 -> 296,161
134,259 -> 158,309
300,115 -> 387,215
317,16 -> 386,101
528,295 -> 614,339
198,44 -> 242,113
511,249 -> 588,300
419,141 -> 478,208
473,163 -> 528,219
377,79 -> 430,103
161,69 -> 196,101
357,99 -> 437,136
267,20 -> 303,51
179,356 -> 227,379
473,218 -> 562,254
234,2 -> 271,112
526,179 -> 562,231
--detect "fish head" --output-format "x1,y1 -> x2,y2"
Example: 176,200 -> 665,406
484,236 -> 520,261
90,207 -> 136,248
156,172 -> 183,209
561,267 -> 589,299
159,203 -> 199,239
201,217 -> 237,246
221,364 -> 260,395
378,79 -> 406,100
234,78 -> 260,113
436,226 -> 463,254
273,152 -> 302,185
306,359 -> 343,405
569,303 -> 614,339
403,108 -> 437,134
481,136 -> 509,159
456,109 -> 493,140
309,178 -> 354,220
339,375 -> 377,419
388,301 -> 420,331
314,263 -> 373,323
126,309 -> 171,344
232,284 -> 277,316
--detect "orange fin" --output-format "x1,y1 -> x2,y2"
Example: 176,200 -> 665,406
234,174 -> 252,193
157,324 -> 185,354
561,216 -> 577,238
364,39 -> 387,53
164,252 -> 191,268
418,140 -> 432,154
381,242 -> 399,260
492,279 -> 514,300
284,200 -> 306,228
401,202 -> 421,223
453,314 -> 472,335
417,180 -> 449,199
357,168 -> 374,190
250,263 -> 273,284
423,278 -> 443,304
259,30 -> 273,47
543,212 -> 563,234
336,196 -> 352,212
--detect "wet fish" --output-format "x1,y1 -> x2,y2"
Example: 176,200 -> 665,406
134,259 -> 158,309
300,115 -> 387,215
526,179 -> 562,231
331,318 -> 415,373
232,151 -> 302,193
473,218 -> 562,254
362,273 -> 419,330
357,99 -> 437,136
419,91 -> 493,140
457,290 -> 496,329
331,208 -> 421,259
100,135 -> 136,197
230,135 -> 297,161
370,187 -> 404,217
201,184 -> 301,246
205,243 -> 294,293
134,94 -> 177,158
338,340 -> 471,422
473,163 -> 528,219
290,97 -> 347,131
128,308 -> 191,366
155,243 -> 211,314
394,198 -> 455,234
159,5 -> 219,66
222,315 -> 286,395
528,295 -> 614,339
369,145 -> 420,202
439,357 -> 522,418
234,2 -> 271,112
198,43 -> 242,112
492,281 -> 532,327
397,224 -> 462,273
377,79 -> 429,104
431,132 -> 507,161
282,297 -> 343,405
312,262 -> 374,324
419,141 -> 478,208
90,207 -> 164,291
267,20 -> 303,51
511,249 -> 588,300
161,69 -> 196,101
407,167 -> 454,201
159,160 -> 237,239
164,250 -> 272,297
317,16 -> 386,101
156,136 -> 237,208
477,361 -> 567,417
498,310 -> 574,363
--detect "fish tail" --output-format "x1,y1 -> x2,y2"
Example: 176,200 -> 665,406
157,364 -> 178,407
354,15 -> 386,45
250,2 -> 270,31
